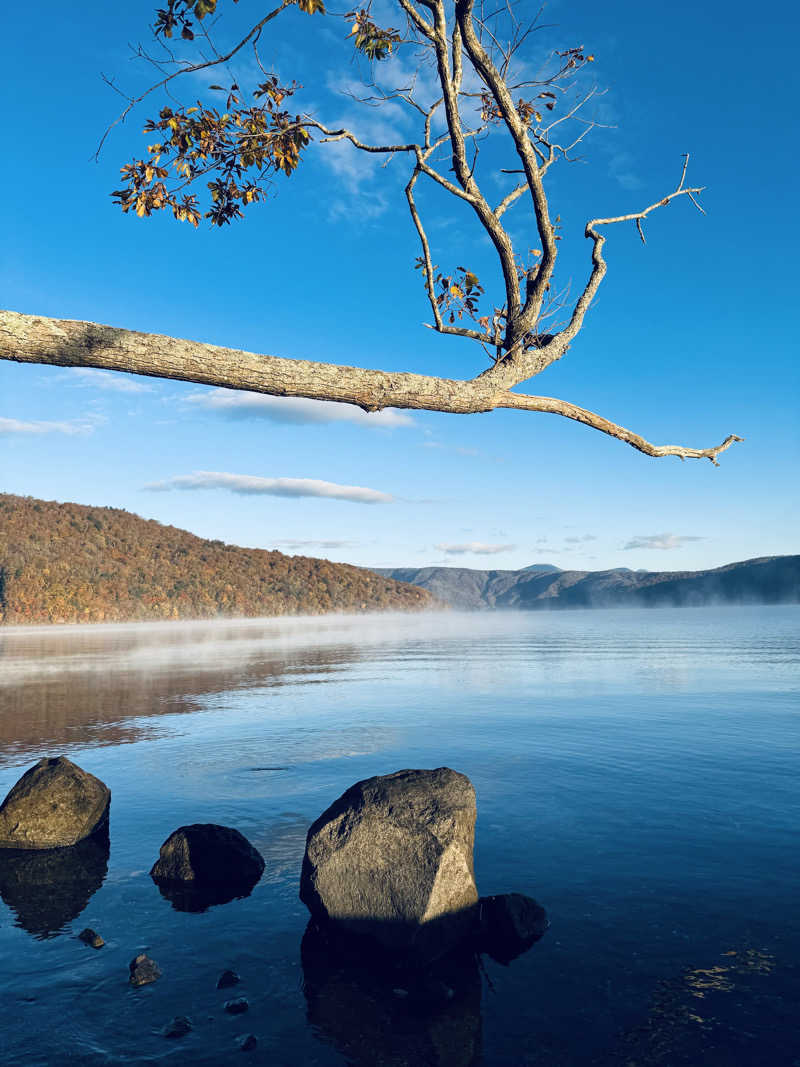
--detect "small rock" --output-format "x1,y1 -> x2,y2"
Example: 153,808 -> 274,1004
150,824 -> 264,887
78,927 -> 105,949
163,1016 -> 192,1039
224,997 -> 249,1015
238,1033 -> 258,1051
129,953 -> 161,986
478,893 -> 548,964
217,969 -> 241,989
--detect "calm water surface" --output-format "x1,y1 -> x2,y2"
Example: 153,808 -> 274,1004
0,607 -> 798,1065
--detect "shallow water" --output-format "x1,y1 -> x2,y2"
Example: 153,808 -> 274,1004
0,607 -> 798,1065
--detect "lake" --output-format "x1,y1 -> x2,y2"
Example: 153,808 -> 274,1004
0,606 -> 798,1065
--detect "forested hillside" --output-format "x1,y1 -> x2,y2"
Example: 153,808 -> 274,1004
0,494 -> 432,625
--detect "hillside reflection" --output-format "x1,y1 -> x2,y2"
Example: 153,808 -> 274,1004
0,618 -> 366,765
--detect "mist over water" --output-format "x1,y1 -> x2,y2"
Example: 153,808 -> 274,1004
0,606 -> 798,1064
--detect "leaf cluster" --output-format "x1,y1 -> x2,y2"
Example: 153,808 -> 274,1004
112,79 -> 309,226
154,0 -> 234,41
346,7 -> 402,60
479,89 -> 555,128
415,260 -> 485,326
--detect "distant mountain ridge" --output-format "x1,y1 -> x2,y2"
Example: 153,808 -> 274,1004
0,494 -> 432,625
374,557 -> 800,611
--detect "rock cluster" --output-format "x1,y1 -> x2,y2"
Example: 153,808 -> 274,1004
0,751 -> 546,1039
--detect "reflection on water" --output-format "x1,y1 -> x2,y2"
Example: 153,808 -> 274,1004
2,608 -> 798,768
301,921 -> 483,1067
0,607 -> 798,1065
597,946 -> 792,1067
151,876 -> 260,913
0,618 -> 367,760
0,828 -> 109,939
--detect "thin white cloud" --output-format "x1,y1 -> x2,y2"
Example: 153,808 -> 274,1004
185,389 -> 413,428
565,535 -> 598,544
423,441 -> 479,456
608,151 -> 644,191
144,470 -> 393,504
70,369 -> 154,393
0,415 -> 101,436
434,541 -> 516,555
274,539 -> 357,551
623,533 -> 705,551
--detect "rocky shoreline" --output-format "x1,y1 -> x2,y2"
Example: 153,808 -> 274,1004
0,756 -> 547,1050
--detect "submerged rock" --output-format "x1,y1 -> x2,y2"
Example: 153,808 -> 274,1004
163,1016 -> 192,1039
237,1033 -> 258,1051
129,954 -> 161,987
217,969 -> 241,990
300,768 -> 479,961
224,997 -> 249,1015
150,824 -> 264,912
78,927 -> 105,949
0,829 -> 109,939
0,757 -> 110,850
478,893 -> 548,964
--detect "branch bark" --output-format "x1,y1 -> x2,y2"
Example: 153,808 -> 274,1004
0,310 -> 742,464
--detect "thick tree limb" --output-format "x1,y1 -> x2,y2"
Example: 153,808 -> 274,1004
455,0 -> 557,342
0,310 -> 741,464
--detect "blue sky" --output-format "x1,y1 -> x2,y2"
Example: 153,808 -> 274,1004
1,0 -> 798,573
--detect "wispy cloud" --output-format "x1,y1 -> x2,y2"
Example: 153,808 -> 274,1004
274,539 -> 357,551
623,533 -> 705,551
423,441 -> 479,457
565,535 -> 597,544
434,541 -> 516,555
0,415 -> 102,436
70,369 -> 154,393
144,470 -> 393,504
607,150 -> 644,191
185,389 -> 413,428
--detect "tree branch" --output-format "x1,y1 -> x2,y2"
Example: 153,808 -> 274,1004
455,0 -> 557,344
0,310 -> 741,464
304,120 -> 417,155
426,0 -> 522,327
96,0 -> 293,160
559,159 -> 705,350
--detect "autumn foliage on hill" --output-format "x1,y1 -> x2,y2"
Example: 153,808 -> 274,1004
0,494 -> 432,625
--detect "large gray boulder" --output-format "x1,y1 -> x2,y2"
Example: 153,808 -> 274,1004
0,756 -> 110,850
300,767 -> 479,960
